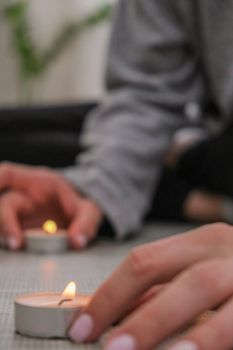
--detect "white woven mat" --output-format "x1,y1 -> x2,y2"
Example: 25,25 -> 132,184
0,223 -> 193,350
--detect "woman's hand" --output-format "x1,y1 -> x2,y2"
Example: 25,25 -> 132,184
0,163 -> 103,250
69,223 -> 233,350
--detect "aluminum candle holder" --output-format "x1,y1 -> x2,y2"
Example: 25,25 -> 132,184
15,282 -> 91,338
25,220 -> 68,254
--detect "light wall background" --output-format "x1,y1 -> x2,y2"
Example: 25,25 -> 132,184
0,0 -> 117,106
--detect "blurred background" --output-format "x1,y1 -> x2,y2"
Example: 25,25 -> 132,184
0,0 -> 117,167
0,0 -> 116,107
0,0 -> 230,229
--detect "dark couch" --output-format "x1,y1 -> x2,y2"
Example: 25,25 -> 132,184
0,102 -> 97,168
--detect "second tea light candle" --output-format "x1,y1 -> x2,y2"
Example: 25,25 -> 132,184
25,220 -> 68,254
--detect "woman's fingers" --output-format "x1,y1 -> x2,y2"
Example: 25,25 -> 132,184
135,284 -> 167,308
0,191 -> 34,250
0,163 -> 40,195
47,173 -> 81,220
22,198 -> 68,229
103,258 -> 233,350
0,162 -> 79,212
0,163 -> 104,251
69,225 -> 225,343
0,162 -> 15,189
68,198 -> 103,250
168,296 -> 233,350
116,284 -> 168,325
0,163 -> 79,225
0,162 -> 102,250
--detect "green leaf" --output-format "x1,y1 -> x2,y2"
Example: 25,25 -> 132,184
4,2 -> 27,21
4,1 -> 114,103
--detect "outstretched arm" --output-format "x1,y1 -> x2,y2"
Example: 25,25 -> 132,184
63,0 -> 205,238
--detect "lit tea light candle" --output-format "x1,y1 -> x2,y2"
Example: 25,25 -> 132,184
15,281 -> 91,338
25,220 -> 68,254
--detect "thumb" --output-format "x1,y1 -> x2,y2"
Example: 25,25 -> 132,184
0,192 -> 34,250
68,200 -> 103,250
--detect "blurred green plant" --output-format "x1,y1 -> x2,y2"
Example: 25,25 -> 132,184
4,1 -> 113,104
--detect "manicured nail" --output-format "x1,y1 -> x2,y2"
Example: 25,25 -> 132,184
8,236 -> 19,250
69,313 -> 93,343
75,234 -> 88,248
168,340 -> 198,350
105,334 -> 137,350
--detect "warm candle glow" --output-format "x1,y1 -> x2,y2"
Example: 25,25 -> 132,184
42,220 -> 57,235
62,282 -> 76,298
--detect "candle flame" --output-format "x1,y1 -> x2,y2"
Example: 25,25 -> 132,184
62,281 -> 77,298
43,220 -> 57,235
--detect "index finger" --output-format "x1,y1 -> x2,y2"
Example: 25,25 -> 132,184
0,191 -> 34,250
0,163 -> 32,190
52,176 -> 81,220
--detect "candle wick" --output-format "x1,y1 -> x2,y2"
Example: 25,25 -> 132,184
58,298 -> 72,306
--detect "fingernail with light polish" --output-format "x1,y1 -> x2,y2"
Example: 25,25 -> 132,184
8,236 -> 19,250
75,234 -> 88,248
69,313 -> 93,343
105,334 -> 137,350
168,340 -> 199,350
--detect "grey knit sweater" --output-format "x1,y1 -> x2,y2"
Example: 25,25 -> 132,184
63,0 -> 233,238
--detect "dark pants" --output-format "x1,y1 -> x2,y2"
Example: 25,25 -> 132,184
0,103 -> 96,168
150,123 -> 233,222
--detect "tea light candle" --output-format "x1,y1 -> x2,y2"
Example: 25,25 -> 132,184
25,220 -> 68,254
15,282 -> 91,338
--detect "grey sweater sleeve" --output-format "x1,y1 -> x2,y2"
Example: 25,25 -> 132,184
62,0 -> 205,238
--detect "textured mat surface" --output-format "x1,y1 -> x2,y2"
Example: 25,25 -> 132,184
0,223 -> 193,350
